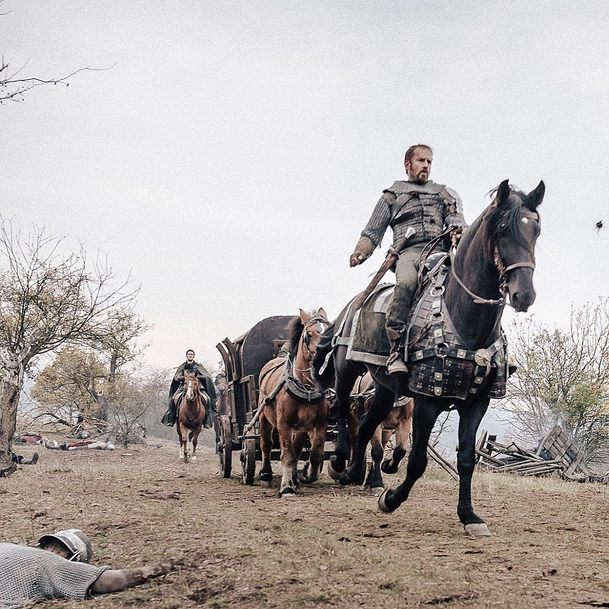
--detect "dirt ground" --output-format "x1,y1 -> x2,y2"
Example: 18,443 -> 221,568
3,432 -> 609,609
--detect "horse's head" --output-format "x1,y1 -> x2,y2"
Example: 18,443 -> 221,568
287,308 -> 330,363
486,179 -> 544,312
183,371 -> 199,401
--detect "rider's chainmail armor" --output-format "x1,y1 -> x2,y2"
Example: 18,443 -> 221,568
0,544 -> 108,608
361,180 -> 466,247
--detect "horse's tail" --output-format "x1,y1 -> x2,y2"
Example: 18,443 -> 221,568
312,322 -> 335,390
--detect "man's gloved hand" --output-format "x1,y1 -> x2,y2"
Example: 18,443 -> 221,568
349,236 -> 375,267
449,226 -> 463,248
350,252 -> 365,267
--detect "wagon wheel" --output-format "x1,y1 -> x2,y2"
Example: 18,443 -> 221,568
241,438 -> 256,485
217,415 -> 232,478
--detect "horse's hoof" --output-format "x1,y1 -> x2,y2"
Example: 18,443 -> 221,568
260,472 -> 273,482
464,523 -> 491,537
381,459 -> 398,474
280,487 -> 297,498
327,460 -> 343,481
340,467 -> 364,486
378,489 -> 397,513
371,486 -> 385,497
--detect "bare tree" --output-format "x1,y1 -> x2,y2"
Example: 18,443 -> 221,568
1,2 -> 101,104
1,59 -> 96,104
31,346 -> 107,427
108,369 -> 168,447
91,307 -> 149,384
0,218 -> 138,467
499,301 -> 609,466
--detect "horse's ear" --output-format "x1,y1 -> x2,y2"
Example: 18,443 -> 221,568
526,180 -> 545,210
496,179 -> 511,206
317,307 -> 328,322
299,309 -> 311,324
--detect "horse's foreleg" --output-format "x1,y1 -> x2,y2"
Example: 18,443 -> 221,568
378,396 -> 442,513
382,404 -> 413,474
456,398 -> 490,536
259,409 -> 274,483
277,422 -> 298,496
329,355 -> 362,479
292,431 -> 308,486
364,424 -> 384,490
300,423 -> 326,485
191,427 -> 201,461
177,424 -> 186,460
342,383 -> 395,486
183,428 -> 190,463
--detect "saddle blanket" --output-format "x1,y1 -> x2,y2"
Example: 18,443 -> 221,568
345,284 -> 393,366
343,266 -> 508,400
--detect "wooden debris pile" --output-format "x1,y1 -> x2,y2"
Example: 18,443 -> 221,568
476,424 -> 591,480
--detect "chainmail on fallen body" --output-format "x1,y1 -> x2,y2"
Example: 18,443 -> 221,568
0,543 -> 109,609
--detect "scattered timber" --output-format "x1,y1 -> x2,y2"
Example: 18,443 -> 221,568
476,424 -> 594,481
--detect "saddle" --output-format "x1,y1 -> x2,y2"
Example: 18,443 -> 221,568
173,387 -> 210,412
345,255 -> 508,401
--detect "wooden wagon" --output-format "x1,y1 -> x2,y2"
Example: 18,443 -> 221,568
215,315 -> 293,484
215,314 -> 339,485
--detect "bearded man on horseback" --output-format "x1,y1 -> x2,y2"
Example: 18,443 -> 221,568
161,349 -> 217,428
350,144 -> 467,375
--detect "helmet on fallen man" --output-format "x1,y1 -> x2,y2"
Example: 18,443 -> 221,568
37,528 -> 93,563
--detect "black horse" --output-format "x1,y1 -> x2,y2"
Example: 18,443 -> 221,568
314,179 -> 544,536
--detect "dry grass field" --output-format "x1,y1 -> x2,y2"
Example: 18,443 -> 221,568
2,433 -> 609,609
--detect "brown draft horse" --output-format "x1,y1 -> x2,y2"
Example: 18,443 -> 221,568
350,372 -> 413,491
176,371 -> 208,462
258,309 -> 330,496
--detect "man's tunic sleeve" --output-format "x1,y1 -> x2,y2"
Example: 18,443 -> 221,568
442,186 -> 467,229
360,191 -> 394,247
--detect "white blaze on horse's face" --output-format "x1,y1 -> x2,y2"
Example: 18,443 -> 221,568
185,378 -> 194,400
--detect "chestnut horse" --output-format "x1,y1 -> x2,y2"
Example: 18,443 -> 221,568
314,180 -> 544,536
258,309 -> 330,496
350,372 -> 413,491
177,371 -> 208,462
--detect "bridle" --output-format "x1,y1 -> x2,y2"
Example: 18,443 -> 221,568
301,316 -> 329,360
279,315 -> 330,400
450,207 -> 538,306
184,376 -> 199,402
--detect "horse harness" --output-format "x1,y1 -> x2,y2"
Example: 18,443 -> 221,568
406,255 -> 508,401
261,316 -> 329,405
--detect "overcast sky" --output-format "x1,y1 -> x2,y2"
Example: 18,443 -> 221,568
2,1 -> 609,373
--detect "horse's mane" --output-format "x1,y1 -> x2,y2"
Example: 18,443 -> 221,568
458,185 -> 532,261
286,315 -> 305,359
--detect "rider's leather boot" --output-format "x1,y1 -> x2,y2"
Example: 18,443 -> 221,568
386,328 -> 408,375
